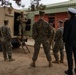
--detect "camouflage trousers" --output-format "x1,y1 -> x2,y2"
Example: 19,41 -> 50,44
32,39 -> 52,61
53,41 -> 64,61
19,24 -> 26,36
49,40 -> 55,50
1,41 -> 12,59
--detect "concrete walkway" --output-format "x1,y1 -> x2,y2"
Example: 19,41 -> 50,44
25,37 -> 65,51
26,38 -> 34,46
26,38 -> 43,47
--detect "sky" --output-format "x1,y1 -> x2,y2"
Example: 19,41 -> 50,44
9,0 -> 69,10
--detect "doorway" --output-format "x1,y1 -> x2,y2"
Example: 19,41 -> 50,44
14,12 -> 20,36
48,14 -> 55,28
48,17 -> 55,28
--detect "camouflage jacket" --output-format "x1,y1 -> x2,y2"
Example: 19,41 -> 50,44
54,27 -> 63,42
32,19 -> 51,40
0,25 -> 11,41
49,26 -> 56,41
17,15 -> 27,25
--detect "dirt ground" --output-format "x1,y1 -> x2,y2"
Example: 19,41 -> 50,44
0,46 -> 75,75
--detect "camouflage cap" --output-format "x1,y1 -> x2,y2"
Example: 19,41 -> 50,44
39,10 -> 45,16
50,23 -> 53,26
59,20 -> 63,23
4,19 -> 8,25
4,19 -> 8,22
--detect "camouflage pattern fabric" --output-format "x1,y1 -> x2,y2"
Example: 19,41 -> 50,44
49,26 -> 56,50
0,25 -> 12,59
32,19 -> 51,61
53,27 -> 64,61
17,15 -> 27,36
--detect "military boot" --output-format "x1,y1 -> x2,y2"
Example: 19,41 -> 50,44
4,58 -> 8,61
65,70 -> 73,75
30,61 -> 36,68
74,68 -> 76,74
52,60 -> 60,64
49,61 -> 52,67
8,56 -> 15,62
60,60 -> 64,63
3,54 -> 8,61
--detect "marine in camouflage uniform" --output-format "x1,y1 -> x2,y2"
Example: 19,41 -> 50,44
31,10 -> 52,67
0,20 -> 15,61
17,12 -> 27,36
49,23 -> 56,50
52,20 -> 64,63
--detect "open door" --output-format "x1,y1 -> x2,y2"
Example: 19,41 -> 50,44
12,12 -> 21,48
14,12 -> 20,36
14,12 -> 34,36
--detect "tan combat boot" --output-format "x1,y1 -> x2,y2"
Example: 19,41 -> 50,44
8,56 -> 15,62
52,60 -> 60,64
9,58 -> 15,61
4,58 -> 8,61
30,61 -> 36,68
60,60 -> 64,63
49,61 -> 52,67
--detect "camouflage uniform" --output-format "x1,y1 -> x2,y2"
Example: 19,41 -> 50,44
49,26 -> 55,50
0,25 -> 12,60
53,27 -> 64,62
32,19 -> 51,62
17,15 -> 27,36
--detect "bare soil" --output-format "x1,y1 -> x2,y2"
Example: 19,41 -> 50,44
0,46 -> 74,75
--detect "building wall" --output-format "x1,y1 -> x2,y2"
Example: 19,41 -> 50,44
34,14 -> 48,22
34,12 -> 68,29
55,12 -> 68,29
